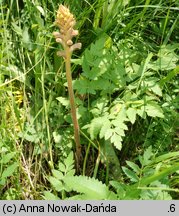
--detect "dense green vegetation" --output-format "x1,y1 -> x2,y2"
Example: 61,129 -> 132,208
0,0 -> 179,200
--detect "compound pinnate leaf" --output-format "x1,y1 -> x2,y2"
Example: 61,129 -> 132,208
126,107 -> 136,124
110,133 -> 122,150
122,166 -> 139,182
145,102 -> 164,118
99,119 -> 111,139
64,175 -> 117,200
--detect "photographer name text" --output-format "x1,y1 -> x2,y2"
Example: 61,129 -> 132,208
3,203 -> 117,214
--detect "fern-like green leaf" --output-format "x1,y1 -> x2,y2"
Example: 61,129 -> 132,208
99,119 -> 111,139
122,166 -> 139,182
64,175 -> 117,200
64,151 -> 74,170
110,133 -> 122,150
126,107 -> 137,124
89,117 -> 105,140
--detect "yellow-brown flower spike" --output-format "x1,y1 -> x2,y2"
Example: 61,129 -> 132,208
53,4 -> 81,57
53,5 -> 81,172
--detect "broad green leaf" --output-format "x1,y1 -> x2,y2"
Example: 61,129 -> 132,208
116,106 -> 127,121
65,194 -> 86,200
36,6 -> 45,16
122,167 -> 139,182
126,107 -> 136,124
137,52 -> 153,77
11,23 -> 22,36
1,152 -> 16,164
82,57 -> 90,75
138,163 -> 179,186
1,163 -> 18,178
1,147 -> 8,153
58,162 -> 66,172
144,146 -> 153,160
22,27 -> 30,44
89,117 -> 105,140
154,152 -> 179,164
52,132 -> 62,144
85,67 -> 100,80
140,181 -> 172,200
136,106 -> 146,118
73,79 -> 96,94
0,178 -> 6,186
93,78 -> 114,92
64,152 -> 74,169
149,83 -> 162,97
149,44 -> 178,71
104,129 -> 113,140
159,66 -> 179,87
48,177 -> 63,192
125,162 -> 179,199
71,58 -> 82,65
43,191 -> 59,200
66,169 -> 75,178
0,142 -> 4,148
114,127 -> 125,137
141,146 -> 153,166
84,49 -> 93,64
0,65 -> 26,83
145,102 -> 164,118
111,109 -> 127,128
99,119 -> 111,139
110,104 -> 123,115
143,77 -> 162,96
52,169 -> 64,180
120,123 -> 128,130
90,35 -> 107,54
109,181 -> 126,197
101,140 -> 122,178
152,55 -> 177,71
82,36 -> 108,80
56,97 -> 69,107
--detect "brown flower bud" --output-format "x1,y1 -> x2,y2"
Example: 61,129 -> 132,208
70,43 -> 82,52
56,38 -> 63,44
67,40 -> 73,46
53,4 -> 81,53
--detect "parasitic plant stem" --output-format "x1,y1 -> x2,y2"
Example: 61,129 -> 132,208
53,5 -> 82,169
64,44 -> 81,167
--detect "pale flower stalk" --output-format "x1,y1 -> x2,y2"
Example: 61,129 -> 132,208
53,5 -> 82,170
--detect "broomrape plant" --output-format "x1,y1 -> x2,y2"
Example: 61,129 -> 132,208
1,0 -> 178,200
53,5 -> 82,169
